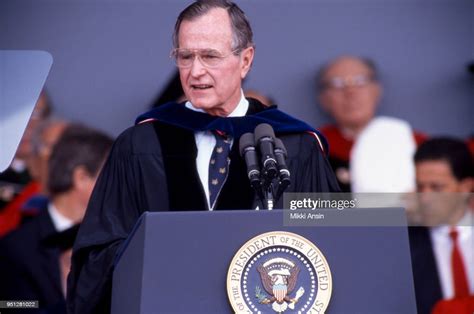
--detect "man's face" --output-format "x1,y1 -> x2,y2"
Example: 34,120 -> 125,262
415,160 -> 472,226
177,8 -> 254,116
319,57 -> 381,134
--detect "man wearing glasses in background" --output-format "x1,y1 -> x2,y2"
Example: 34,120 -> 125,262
67,1 -> 339,313
316,56 -> 426,192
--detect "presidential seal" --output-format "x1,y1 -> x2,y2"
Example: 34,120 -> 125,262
227,231 -> 332,313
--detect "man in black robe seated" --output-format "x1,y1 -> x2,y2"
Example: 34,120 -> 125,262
67,1 -> 340,313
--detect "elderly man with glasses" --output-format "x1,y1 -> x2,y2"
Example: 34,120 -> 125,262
316,55 -> 426,192
67,1 -> 339,313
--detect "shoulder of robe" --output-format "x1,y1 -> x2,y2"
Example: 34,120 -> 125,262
113,122 -> 162,156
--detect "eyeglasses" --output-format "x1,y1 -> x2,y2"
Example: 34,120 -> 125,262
170,48 -> 240,68
321,74 -> 374,90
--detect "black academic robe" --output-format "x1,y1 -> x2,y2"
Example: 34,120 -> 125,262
409,227 -> 443,314
66,99 -> 340,314
0,209 -> 66,314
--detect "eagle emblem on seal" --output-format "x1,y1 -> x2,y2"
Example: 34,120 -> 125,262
256,257 -> 305,313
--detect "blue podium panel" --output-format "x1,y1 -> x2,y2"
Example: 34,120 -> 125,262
112,209 -> 417,314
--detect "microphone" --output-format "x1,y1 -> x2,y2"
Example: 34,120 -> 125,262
274,138 -> 291,200
274,138 -> 290,182
254,124 -> 278,181
239,132 -> 261,187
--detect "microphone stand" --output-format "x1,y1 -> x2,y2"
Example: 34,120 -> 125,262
275,177 -> 290,202
261,175 -> 275,210
264,187 -> 274,210
251,178 -> 265,210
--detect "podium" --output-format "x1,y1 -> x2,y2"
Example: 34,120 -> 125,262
111,209 -> 417,313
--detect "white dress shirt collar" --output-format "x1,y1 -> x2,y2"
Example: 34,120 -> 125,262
431,210 -> 473,238
48,202 -> 75,232
185,90 -> 249,118
430,209 -> 474,298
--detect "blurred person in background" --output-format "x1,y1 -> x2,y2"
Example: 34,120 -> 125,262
0,91 -> 52,208
316,55 -> 426,191
29,119 -> 70,191
409,137 -> 473,314
0,118 -> 69,237
0,91 -> 60,236
0,124 -> 113,314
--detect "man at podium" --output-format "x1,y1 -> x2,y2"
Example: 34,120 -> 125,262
67,1 -> 339,313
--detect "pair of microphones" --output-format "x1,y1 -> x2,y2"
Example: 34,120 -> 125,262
239,123 -> 291,210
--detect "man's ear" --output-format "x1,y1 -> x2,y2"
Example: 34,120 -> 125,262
72,166 -> 91,191
459,177 -> 473,193
240,46 -> 255,79
372,81 -> 383,105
